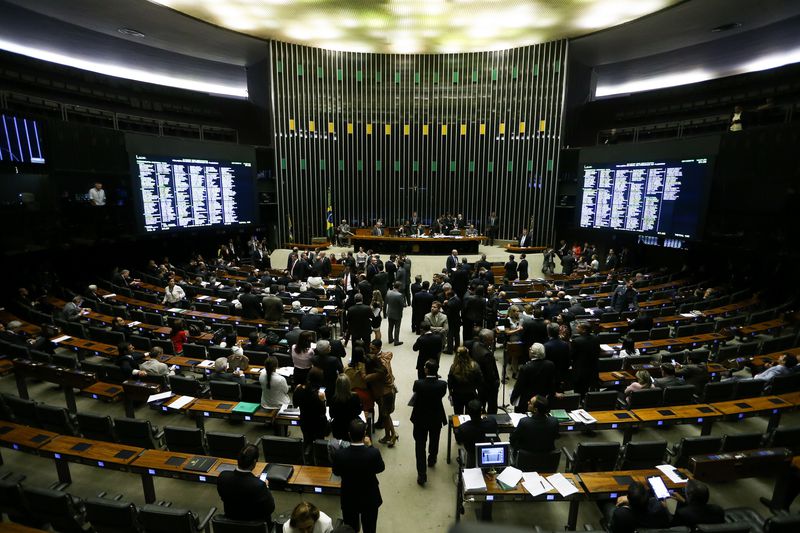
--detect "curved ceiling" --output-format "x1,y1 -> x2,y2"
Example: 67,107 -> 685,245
147,0 -> 682,54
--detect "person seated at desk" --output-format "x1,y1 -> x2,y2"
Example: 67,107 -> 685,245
623,370 -> 654,406
116,341 -> 143,379
509,396 -> 559,463
217,443 -> 276,526
210,357 -> 246,384
654,364 -> 684,388
671,479 -> 724,528
228,345 -> 250,373
300,308 -> 326,332
283,501 -> 334,533
754,353 -> 798,383
607,481 -> 671,533
259,356 -> 290,409
675,352 -> 710,394
62,295 -> 86,322
616,337 -> 640,358
455,400 -> 498,468
464,224 -> 478,237
137,347 -> 175,377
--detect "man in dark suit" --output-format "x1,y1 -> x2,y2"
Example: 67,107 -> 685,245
451,259 -> 470,298
544,323 -> 571,391
411,282 -> 434,334
446,249 -> 460,271
486,212 -> 499,245
517,228 -> 533,248
611,278 -> 638,313
290,253 -> 310,281
371,264 -> 389,303
216,444 -> 275,524
413,323 -> 443,379
504,255 -> 518,281
570,322 -> 600,397
517,254 -> 529,281
628,310 -> 653,332
357,275 -> 373,305
455,400 -> 499,468
522,308 -> 549,347
442,288 -> 462,354
332,420 -> 385,533
510,344 -> 557,412
238,284 -> 263,320
474,329 -> 500,414
410,359 -> 447,485
299,308 -> 325,332
461,285 -> 486,337
561,251 -> 576,275
345,293 -> 372,346
671,480 -> 724,528
510,396 -> 559,459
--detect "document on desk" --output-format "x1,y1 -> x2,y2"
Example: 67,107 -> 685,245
101,293 -> 117,299
167,308 -> 185,313
509,413 -> 527,427
568,409 -> 597,424
463,468 -> 487,492
656,464 -> 688,484
51,335 -> 71,343
522,472 -> 553,497
600,344 -> 615,352
127,321 -> 141,327
546,473 -> 579,497
169,395 -> 195,410
496,466 -> 523,489
277,367 -> 294,378
457,414 -> 470,425
147,391 -> 173,403
323,305 -> 337,311
196,360 -> 215,369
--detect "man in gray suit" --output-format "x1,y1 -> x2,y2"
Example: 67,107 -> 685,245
385,282 -> 405,346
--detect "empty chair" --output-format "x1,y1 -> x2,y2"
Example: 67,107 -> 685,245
164,426 -> 207,455
769,426 -> 800,453
207,432 -> 247,460
649,327 -> 671,340
208,346 -> 232,360
597,357 -> 624,372
77,412 -> 116,442
514,449 -> 561,472
733,379 -> 764,399
662,385 -> 697,406
211,515 -> 270,533
699,381 -> 735,403
240,383 -> 263,404
763,513 -> 800,533
259,435 -> 305,465
623,355 -> 653,369
169,375 -> 209,397
694,322 -> 716,335
114,417 -> 163,449
669,436 -> 723,468
35,404 -> 79,435
769,373 -> 800,395
584,391 -> 619,411
598,332 -> 621,344
628,330 -> 650,342
549,393 -> 581,411
563,442 -> 620,473
236,324 -> 258,338
628,388 -> 664,409
138,504 -> 216,533
143,312 -> 164,327
85,496 -> 142,533
618,440 -> 668,469
737,342 -> 760,358
0,477 -> 41,527
676,324 -> 697,337
312,439 -> 333,467
209,381 -> 241,401
716,344 -> 740,361
52,352 -> 79,369
4,394 -> 39,426
760,335 -> 795,355
600,312 -> 621,323
23,485 -> 90,533
720,433 -> 763,452
152,338 -> 175,355
29,349 -> 52,364
129,335 -> 153,351
182,343 -> 208,358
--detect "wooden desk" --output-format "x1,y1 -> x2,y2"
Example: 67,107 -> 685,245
505,245 -> 547,254
631,405 -> 722,436
457,469 -> 583,528
13,359 -> 102,412
690,447 -> 792,482
292,465 -> 342,494
610,332 -> 732,355
639,299 -> 674,309
351,235 -> 483,255
703,298 -> 758,319
39,435 -> 144,484
738,319 -> 787,339
599,371 -> 636,387
0,421 -> 58,461
710,395 -> 792,430
579,468 -> 691,499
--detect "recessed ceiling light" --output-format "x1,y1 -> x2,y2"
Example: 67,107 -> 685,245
118,27 -> 146,38
711,22 -> 742,32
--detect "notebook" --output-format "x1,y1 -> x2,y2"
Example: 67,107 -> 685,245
232,402 -> 260,414
184,456 -> 216,473
550,409 -> 570,422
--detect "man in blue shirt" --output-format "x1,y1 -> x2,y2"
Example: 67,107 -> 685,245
754,353 -> 797,382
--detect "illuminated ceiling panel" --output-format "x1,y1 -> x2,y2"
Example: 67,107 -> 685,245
147,0 -> 682,53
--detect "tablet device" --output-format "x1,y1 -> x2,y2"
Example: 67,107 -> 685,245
648,476 -> 670,500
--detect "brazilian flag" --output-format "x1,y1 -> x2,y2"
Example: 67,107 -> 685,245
326,188 -> 334,242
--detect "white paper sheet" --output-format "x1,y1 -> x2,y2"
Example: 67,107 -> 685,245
463,468 -> 487,491
457,414 -> 470,424
51,335 -> 71,343
168,395 -> 195,410
546,473 -> 579,497
196,360 -> 215,369
522,474 -> 553,497
496,466 -> 523,488
276,367 -> 294,377
568,409 -> 597,424
127,321 -> 141,327
147,391 -> 173,403
323,305 -> 337,310
600,344 -> 615,352
680,313 -> 696,318
656,464 -> 688,484
101,293 -> 116,299
509,413 -> 527,427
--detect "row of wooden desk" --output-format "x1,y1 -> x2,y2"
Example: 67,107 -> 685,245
446,394 -> 797,464
0,421 -> 339,505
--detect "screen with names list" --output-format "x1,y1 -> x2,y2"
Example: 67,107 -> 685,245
579,158 -> 711,240
135,155 -> 255,233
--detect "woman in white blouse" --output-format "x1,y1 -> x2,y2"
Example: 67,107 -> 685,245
259,356 -> 290,409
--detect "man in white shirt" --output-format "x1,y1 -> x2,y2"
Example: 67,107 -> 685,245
89,182 -> 106,206
162,279 -> 186,305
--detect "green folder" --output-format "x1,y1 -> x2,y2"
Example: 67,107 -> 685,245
232,402 -> 260,414
551,409 -> 570,422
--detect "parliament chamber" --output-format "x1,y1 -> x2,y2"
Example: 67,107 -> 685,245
1,1 -> 800,533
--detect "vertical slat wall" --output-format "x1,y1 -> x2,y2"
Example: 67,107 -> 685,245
270,40 -> 567,245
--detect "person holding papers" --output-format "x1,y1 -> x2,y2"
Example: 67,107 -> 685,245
607,481 -> 671,533
510,396 -> 559,464
217,444 -> 275,524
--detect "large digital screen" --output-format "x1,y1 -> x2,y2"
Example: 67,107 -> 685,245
1,113 -> 45,165
578,158 -> 711,240
134,155 -> 255,233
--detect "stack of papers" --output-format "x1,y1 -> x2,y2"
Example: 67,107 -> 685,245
196,295 -> 210,300
496,466 -> 523,489
323,305 -> 337,311
656,464 -> 688,484
546,473 -> 580,497
279,404 -> 300,416
169,396 -> 195,410
167,308 -> 184,313
276,367 -> 294,377
522,472 -> 553,497
147,391 -> 173,403
568,409 -> 597,424
463,468 -> 487,491
600,344 -> 615,352
51,335 -> 71,343
127,321 -> 141,327
456,414 -> 470,424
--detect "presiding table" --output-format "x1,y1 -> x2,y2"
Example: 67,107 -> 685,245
351,235 -> 483,255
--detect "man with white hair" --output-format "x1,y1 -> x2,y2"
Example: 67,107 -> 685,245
510,342 -> 557,413
312,339 -> 342,393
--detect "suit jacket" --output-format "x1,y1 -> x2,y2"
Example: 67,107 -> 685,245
452,267 -> 470,297
611,285 -> 638,312
371,226 -> 383,236
413,332 -> 443,371
504,261 -> 518,280
518,233 -> 533,247
522,317 -> 548,347
571,333 -> 600,391
332,443 -> 385,511
412,291 -> 435,325
217,469 -> 275,522
385,289 -> 405,321
410,377 -> 447,429
443,294 -> 462,325
239,293 -> 263,320
517,259 -> 529,280
358,279 -> 373,304
462,293 -> 486,322
510,414 -> 559,453
446,255 -> 460,271
299,313 -> 325,332
544,338 -> 571,383
456,417 -> 499,468
671,502 -> 725,528
510,358 -> 557,408
474,343 -> 500,388
290,259 -> 309,281
346,304 -> 373,337
372,272 -> 389,296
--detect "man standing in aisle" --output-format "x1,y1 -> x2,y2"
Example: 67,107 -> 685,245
89,182 -> 106,206
385,282 -> 405,346
486,211 -> 499,245
410,359 -> 447,486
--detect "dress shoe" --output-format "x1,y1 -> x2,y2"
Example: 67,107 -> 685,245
417,475 -> 426,486
427,457 -> 436,468
394,341 -> 403,346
